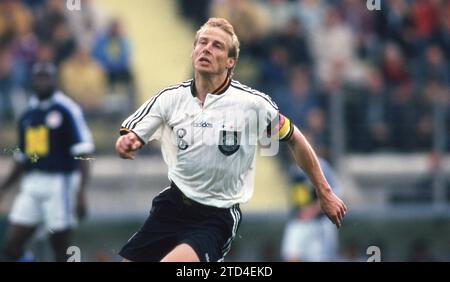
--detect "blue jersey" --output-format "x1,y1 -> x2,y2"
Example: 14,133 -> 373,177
288,158 -> 338,220
16,91 -> 94,173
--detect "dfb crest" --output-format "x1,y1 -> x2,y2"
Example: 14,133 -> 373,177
218,131 -> 240,156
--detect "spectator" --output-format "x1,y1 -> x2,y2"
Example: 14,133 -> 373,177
65,0 -> 108,48
34,41 -> 55,65
293,0 -> 326,37
92,19 -> 133,90
268,17 -> 312,66
381,0 -> 411,48
274,67 -> 318,129
60,46 -> 107,115
177,0 -> 211,27
365,68 -> 390,151
261,0 -> 293,34
410,0 -> 440,42
0,0 -> 33,41
305,108 -> 329,160
50,19 -> 76,66
210,0 -> 270,56
34,0 -> 67,42
339,0 -> 378,60
0,44 -> 28,121
258,44 -> 290,94
9,28 -> 39,86
311,6 -> 365,85
381,42 -> 411,88
421,45 -> 448,86
387,81 -> 417,151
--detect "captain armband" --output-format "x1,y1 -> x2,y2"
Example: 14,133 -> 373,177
278,114 -> 295,141
267,114 -> 295,142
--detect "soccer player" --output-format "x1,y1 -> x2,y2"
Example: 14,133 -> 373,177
0,62 -> 95,262
281,156 -> 339,262
115,18 -> 347,262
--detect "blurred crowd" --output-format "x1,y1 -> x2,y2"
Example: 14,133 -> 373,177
179,0 -> 449,156
0,0 -> 134,121
1,0 -> 448,156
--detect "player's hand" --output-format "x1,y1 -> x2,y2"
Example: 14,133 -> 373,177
317,188 -> 347,229
115,132 -> 143,160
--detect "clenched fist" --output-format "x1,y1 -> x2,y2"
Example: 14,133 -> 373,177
115,132 -> 144,159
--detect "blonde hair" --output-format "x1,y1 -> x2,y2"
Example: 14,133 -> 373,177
194,17 -> 240,63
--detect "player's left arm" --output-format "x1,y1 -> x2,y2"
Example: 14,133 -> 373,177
284,123 -> 347,228
65,105 -> 95,220
76,157 -> 90,220
257,93 -> 347,227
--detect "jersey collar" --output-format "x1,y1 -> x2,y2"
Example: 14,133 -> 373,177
29,91 -> 59,110
190,76 -> 231,97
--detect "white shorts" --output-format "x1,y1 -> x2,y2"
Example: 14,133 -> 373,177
9,171 -> 81,232
281,216 -> 338,261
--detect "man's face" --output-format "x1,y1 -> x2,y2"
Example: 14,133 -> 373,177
192,27 -> 235,76
32,73 -> 55,100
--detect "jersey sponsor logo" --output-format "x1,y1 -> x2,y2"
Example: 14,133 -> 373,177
192,121 -> 213,128
176,128 -> 189,150
46,110 -> 63,129
218,130 -> 240,156
25,126 -> 49,157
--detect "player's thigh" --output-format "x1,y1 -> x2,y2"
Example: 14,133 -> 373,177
8,190 -> 42,227
176,206 -> 242,262
43,173 -> 80,232
160,243 -> 200,262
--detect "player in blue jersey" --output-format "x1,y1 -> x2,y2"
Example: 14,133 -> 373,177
281,154 -> 339,261
0,63 -> 95,262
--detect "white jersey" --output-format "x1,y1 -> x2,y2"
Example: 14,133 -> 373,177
121,79 -> 293,208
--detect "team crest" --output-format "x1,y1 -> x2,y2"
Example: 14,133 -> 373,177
46,111 -> 63,129
218,130 -> 240,156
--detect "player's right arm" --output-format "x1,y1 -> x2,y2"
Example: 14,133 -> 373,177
1,118 -> 27,199
0,161 -> 24,199
116,89 -> 171,159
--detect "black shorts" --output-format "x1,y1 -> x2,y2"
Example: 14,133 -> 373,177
119,182 -> 242,262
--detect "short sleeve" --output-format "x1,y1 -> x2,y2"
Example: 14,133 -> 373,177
65,105 -> 95,156
254,93 -> 294,142
120,90 -> 169,144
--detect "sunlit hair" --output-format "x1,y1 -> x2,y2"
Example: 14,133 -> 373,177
194,18 -> 240,76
